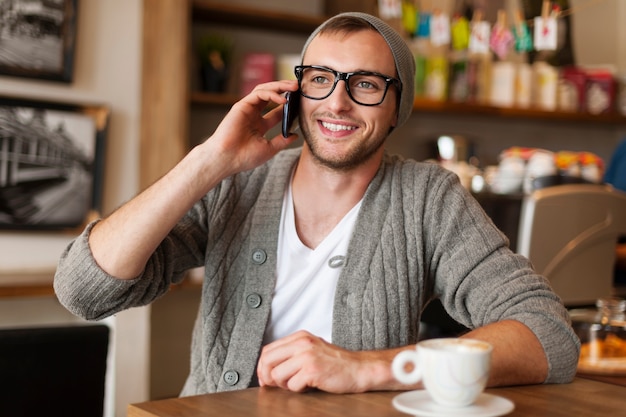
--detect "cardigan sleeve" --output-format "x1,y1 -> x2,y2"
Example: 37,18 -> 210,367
422,168 -> 580,384
54,198 -> 210,321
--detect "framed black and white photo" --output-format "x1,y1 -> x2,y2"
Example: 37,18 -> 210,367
0,95 -> 109,230
0,0 -> 78,82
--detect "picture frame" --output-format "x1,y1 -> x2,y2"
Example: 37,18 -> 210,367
0,0 -> 78,83
0,95 -> 109,230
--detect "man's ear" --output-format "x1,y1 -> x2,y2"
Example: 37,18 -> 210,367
391,112 -> 398,127
388,112 -> 398,133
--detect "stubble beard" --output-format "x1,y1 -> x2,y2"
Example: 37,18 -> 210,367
299,116 -> 388,172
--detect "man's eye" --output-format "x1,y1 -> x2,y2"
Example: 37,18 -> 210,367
353,77 -> 383,90
357,80 -> 376,89
312,75 -> 330,84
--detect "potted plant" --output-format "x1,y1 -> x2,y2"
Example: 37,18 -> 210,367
196,33 -> 233,93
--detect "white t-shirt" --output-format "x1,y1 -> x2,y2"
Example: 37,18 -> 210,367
262,180 -> 362,345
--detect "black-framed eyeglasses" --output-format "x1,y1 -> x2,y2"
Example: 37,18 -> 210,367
294,65 -> 402,106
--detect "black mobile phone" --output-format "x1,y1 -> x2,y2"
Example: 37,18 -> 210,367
282,90 -> 301,138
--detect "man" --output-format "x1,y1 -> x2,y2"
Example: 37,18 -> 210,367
54,12 -> 579,395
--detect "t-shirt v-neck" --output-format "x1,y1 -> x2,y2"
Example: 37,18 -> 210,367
262,179 -> 363,344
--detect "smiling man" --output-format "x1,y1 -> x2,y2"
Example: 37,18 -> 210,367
296,29 -> 401,172
54,13 -> 579,396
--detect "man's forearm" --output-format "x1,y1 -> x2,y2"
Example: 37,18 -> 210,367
88,81 -> 299,280
462,320 -> 548,386
366,320 -> 547,392
89,142 -> 231,279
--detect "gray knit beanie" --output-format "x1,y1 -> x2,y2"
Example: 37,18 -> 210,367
301,12 -> 415,129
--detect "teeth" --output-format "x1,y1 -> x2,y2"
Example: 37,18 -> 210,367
321,121 -> 356,132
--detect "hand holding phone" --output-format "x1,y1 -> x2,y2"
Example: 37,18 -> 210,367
282,91 -> 300,138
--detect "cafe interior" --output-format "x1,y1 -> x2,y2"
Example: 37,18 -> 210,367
1,0 -> 625,416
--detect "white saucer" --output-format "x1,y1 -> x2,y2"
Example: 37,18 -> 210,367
392,391 -> 514,417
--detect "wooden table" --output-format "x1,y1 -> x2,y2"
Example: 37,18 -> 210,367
128,377 -> 625,417
578,372 -> 626,386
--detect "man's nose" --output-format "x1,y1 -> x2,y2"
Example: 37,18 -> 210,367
326,79 -> 353,111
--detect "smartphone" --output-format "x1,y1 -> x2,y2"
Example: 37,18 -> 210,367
282,90 -> 301,138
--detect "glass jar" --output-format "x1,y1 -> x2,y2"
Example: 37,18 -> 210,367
570,297 -> 626,375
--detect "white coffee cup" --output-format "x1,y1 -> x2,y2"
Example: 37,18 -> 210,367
391,338 -> 492,407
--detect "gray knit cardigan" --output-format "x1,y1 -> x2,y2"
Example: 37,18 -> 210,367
54,148 -> 580,396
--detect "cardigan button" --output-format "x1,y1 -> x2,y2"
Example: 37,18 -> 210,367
341,293 -> 348,305
246,293 -> 262,309
223,370 -> 239,386
251,249 -> 267,265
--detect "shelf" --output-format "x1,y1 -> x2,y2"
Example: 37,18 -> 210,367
0,272 -> 55,298
190,91 -> 626,125
0,272 -> 201,299
188,2 -> 626,126
191,1 -> 327,34
412,99 -> 626,125
0,284 -> 55,298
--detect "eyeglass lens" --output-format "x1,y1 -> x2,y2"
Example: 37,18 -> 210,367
298,66 -> 392,106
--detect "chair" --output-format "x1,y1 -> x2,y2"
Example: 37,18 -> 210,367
0,324 -> 110,417
604,139 -> 626,285
517,184 -> 626,307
